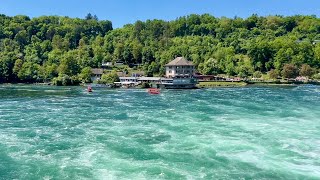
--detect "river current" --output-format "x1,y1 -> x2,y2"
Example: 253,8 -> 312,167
0,85 -> 319,179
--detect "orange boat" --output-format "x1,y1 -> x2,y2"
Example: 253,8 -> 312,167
148,88 -> 160,94
87,86 -> 93,92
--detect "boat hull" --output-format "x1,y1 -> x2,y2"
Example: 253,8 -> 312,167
148,88 -> 160,94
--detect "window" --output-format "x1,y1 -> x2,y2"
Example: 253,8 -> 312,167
169,70 -> 172,73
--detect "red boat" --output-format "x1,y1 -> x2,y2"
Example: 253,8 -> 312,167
87,86 -> 93,92
148,88 -> 160,94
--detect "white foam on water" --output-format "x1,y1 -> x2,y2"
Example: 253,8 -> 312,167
1,85 -> 320,179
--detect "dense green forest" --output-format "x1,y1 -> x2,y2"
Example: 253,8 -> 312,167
1,13 -> 320,84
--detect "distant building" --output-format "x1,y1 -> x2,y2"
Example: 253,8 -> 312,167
165,57 -> 195,78
91,68 -> 104,81
131,72 -> 145,77
115,57 -> 198,89
114,61 -> 124,66
194,73 -> 217,81
101,61 -> 124,69
115,77 -> 160,88
160,57 -> 197,89
295,76 -> 308,82
296,39 -> 320,45
313,40 -> 320,45
116,71 -> 127,77
101,62 -> 113,67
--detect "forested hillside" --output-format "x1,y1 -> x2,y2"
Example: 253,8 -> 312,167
1,13 -> 320,84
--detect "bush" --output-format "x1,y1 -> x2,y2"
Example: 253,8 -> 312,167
313,73 -> 320,80
253,71 -> 262,78
268,69 -> 279,79
281,64 -> 298,79
300,64 -> 314,77
98,72 -> 119,84
52,74 -> 80,86
78,67 -> 92,83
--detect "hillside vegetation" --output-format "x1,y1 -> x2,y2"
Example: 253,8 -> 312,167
1,13 -> 320,84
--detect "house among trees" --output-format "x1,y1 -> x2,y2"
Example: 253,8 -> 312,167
165,57 -> 195,78
193,73 -> 217,81
114,57 -> 198,89
158,57 -> 197,89
91,68 -> 104,82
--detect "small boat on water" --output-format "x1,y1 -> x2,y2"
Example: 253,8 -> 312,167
87,86 -> 93,92
148,88 -> 160,94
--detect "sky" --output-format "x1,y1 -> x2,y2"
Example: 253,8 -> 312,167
1,0 -> 320,28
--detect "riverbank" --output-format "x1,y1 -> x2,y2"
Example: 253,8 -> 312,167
1,81 -> 320,89
197,80 -> 320,88
197,81 -> 247,88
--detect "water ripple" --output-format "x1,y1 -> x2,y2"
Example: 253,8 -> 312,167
0,85 -> 319,179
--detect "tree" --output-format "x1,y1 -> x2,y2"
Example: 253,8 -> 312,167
13,59 -> 23,75
201,58 -> 220,75
18,62 -> 40,82
52,74 -> 79,86
85,13 -> 93,20
99,71 -> 119,84
57,51 -> 80,76
313,73 -> 320,80
93,15 -> 98,21
43,63 -> 58,81
299,64 -> 314,78
246,38 -> 273,71
147,61 -> 159,76
314,44 -> 320,68
79,67 -> 92,83
253,71 -> 262,78
14,30 -> 28,46
281,64 -> 298,79
0,13 -> 320,85
132,41 -> 143,63
235,55 -> 254,78
268,69 -> 279,79
274,48 -> 294,70
52,35 -> 64,50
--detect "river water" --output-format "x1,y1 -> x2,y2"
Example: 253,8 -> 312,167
0,85 -> 319,179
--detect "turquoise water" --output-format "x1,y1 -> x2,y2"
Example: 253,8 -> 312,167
0,85 -> 320,179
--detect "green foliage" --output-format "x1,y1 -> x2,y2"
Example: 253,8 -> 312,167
52,74 -> 80,86
313,73 -> 320,80
253,71 -> 263,78
235,55 -> 254,78
199,58 -> 220,75
78,67 -> 92,83
17,62 -> 40,82
99,72 -> 119,84
146,61 -> 159,76
0,13 -> 319,85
